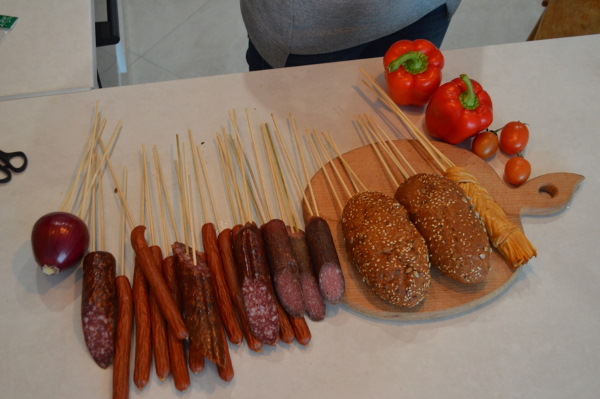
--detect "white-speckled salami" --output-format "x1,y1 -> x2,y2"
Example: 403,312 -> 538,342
81,251 -> 116,369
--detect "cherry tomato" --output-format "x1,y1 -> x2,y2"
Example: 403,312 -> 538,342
471,131 -> 499,159
499,121 -> 529,155
504,156 -> 531,186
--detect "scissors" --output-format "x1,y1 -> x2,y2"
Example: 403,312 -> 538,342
0,149 -> 28,184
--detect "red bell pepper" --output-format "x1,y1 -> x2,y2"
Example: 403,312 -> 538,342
425,74 -> 493,144
383,39 -> 444,106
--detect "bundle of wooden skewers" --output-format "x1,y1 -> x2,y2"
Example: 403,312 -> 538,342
41,106 -> 348,399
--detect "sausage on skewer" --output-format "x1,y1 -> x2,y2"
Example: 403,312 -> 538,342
288,228 -> 326,322
112,275 -> 133,399
149,245 -> 171,381
217,227 -> 263,352
130,225 -> 188,340
202,222 -> 243,345
305,216 -> 345,304
233,222 -> 280,346
132,259 -> 152,389
260,219 -> 305,318
172,243 -> 229,371
162,255 -> 190,391
81,251 -> 116,369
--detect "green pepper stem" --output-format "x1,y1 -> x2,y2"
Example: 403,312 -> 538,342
459,74 -> 480,110
387,51 -> 429,74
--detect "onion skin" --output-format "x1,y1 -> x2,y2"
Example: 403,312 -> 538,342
31,211 -> 90,275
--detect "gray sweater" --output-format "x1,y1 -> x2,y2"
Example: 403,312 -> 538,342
241,0 -> 461,68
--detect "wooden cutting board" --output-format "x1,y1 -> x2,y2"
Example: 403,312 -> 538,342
304,140 -> 584,320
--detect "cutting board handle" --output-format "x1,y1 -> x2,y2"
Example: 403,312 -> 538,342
514,172 -> 584,216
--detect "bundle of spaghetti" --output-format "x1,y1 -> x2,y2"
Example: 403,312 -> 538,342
360,69 -> 536,268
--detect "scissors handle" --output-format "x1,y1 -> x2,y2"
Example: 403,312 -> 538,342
0,150 -> 28,173
0,164 -> 11,184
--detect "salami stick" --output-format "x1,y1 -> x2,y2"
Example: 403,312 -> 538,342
173,243 -> 229,369
81,251 -> 116,369
161,256 -> 190,391
217,228 -> 263,352
260,219 -> 304,318
131,225 -> 188,340
113,275 -> 133,399
305,216 -> 345,304
132,259 -> 152,389
202,223 -> 243,345
288,229 -> 326,321
149,245 -> 171,381
233,223 -> 280,345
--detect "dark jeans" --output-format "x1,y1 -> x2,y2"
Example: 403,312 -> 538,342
246,5 -> 451,71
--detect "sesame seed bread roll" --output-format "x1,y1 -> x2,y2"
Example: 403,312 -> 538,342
394,173 -> 492,284
341,191 -> 431,308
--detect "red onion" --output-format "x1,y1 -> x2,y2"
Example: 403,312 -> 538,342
31,212 -> 90,275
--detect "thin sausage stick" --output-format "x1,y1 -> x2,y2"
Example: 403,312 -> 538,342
217,228 -> 262,352
288,316 -> 311,346
149,245 -> 171,381
113,275 -> 133,399
162,256 -> 190,391
132,259 -> 151,389
131,225 -> 188,340
202,223 -> 244,344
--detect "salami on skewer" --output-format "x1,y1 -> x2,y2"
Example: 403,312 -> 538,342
288,229 -> 326,321
172,242 -> 229,370
81,251 -> 116,369
305,216 -> 345,304
260,219 -> 305,318
217,227 -> 263,352
233,222 -> 280,346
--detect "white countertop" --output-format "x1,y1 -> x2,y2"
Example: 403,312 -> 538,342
1,35 -> 599,398
0,0 -> 96,100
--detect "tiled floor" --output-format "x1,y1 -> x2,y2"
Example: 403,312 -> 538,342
96,0 -> 545,88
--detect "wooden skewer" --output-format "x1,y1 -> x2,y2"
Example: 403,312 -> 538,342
216,133 -> 241,225
271,113 -> 315,222
321,132 -> 367,193
153,145 -> 179,245
290,114 -> 318,217
356,118 -> 399,187
120,169 -> 127,276
188,130 -> 208,223
196,144 -> 220,226
247,109 -> 272,220
306,132 -> 345,212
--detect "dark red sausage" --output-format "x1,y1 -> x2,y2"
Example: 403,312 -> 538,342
288,229 -> 326,321
162,255 -> 190,391
172,243 -> 228,369
81,251 -> 116,369
260,219 -> 305,318
113,275 -> 133,399
217,228 -> 263,352
132,258 -> 151,389
305,216 -> 345,304
233,223 -> 279,345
